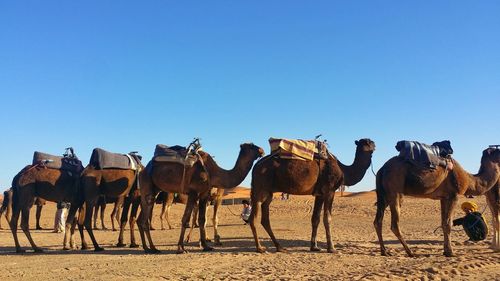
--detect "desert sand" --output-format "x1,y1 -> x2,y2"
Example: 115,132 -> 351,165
0,190 -> 498,280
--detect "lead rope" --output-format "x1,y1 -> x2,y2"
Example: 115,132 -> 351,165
370,161 -> 377,177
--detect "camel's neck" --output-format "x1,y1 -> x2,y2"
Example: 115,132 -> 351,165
203,150 -> 256,189
464,160 -> 500,196
338,149 -> 373,186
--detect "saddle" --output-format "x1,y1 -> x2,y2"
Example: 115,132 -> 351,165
32,150 -> 83,174
395,140 -> 453,169
153,144 -> 200,167
89,148 -> 141,170
269,138 -> 329,161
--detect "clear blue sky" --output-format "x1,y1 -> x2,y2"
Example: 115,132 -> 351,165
1,1 -> 499,192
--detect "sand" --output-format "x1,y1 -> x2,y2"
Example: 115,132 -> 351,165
0,192 -> 498,280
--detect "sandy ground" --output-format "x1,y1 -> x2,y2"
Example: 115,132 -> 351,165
0,191 -> 498,281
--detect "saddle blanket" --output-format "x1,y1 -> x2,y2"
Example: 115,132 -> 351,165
89,148 -> 139,170
152,144 -> 199,167
32,151 -> 83,173
395,140 -> 453,169
269,138 -> 317,161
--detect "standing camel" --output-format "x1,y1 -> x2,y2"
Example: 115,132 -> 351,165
374,146 -> 500,257
0,189 -> 46,230
78,149 -> 142,251
250,138 -> 376,253
10,151 -> 83,253
93,194 -> 123,231
138,142 -> 264,254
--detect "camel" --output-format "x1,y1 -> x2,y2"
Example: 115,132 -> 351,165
0,189 -> 46,230
10,162 -> 83,253
250,138 -> 376,253
93,194 -> 123,231
138,142 -> 264,254
77,152 -> 143,251
158,189 -> 226,245
374,146 -> 500,257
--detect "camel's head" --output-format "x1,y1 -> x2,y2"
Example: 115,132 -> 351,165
355,138 -> 376,153
482,147 -> 500,165
240,143 -> 265,158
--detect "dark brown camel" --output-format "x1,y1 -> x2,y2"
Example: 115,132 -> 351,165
10,164 -> 82,253
78,154 -> 142,251
374,147 -> 500,257
93,194 -> 123,231
250,138 -> 376,253
0,189 -> 46,230
138,142 -> 264,254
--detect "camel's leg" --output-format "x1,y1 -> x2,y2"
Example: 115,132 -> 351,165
486,184 -> 500,251
77,204 -> 89,250
111,198 -> 123,231
176,192 -> 197,254
185,201 -> 200,243
117,197 -> 130,247
441,196 -> 458,257
165,193 -> 175,230
159,197 -> 167,230
93,204 -> 99,230
137,182 -> 159,253
374,198 -> 390,256
63,204 -> 79,250
35,204 -> 43,230
9,197 -> 24,253
129,200 -> 140,248
20,205 -> 43,253
310,196 -> 324,251
249,193 -> 266,253
212,192 -> 223,246
149,202 -> 155,230
83,199 -> 104,251
323,192 -> 336,253
100,202 -> 107,230
261,193 -> 285,252
389,195 -> 414,257
198,195 -> 213,251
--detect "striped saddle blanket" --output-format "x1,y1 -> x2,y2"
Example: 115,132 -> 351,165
269,138 -> 328,161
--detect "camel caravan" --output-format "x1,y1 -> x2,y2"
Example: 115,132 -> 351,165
1,136 -> 499,257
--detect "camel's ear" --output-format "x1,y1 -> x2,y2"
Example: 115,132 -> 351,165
355,140 -> 359,146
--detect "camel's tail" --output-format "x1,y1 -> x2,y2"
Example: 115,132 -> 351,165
374,165 -> 385,209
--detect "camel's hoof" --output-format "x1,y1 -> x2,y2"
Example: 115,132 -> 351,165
150,227 -> 156,231
202,246 -> 214,252
33,248 -> 44,253
129,244 -> 139,248
176,249 -> 188,254
310,246 -> 321,252
444,251 -> 454,257
276,247 -> 288,253
63,246 -> 71,251
102,227 -> 108,231
36,227 -> 43,230
16,248 -> 26,253
145,248 -> 161,254
112,229 -> 117,232
327,248 -> 336,254
256,247 -> 267,253
116,243 -> 126,248
94,247 -> 105,252
81,244 -> 89,250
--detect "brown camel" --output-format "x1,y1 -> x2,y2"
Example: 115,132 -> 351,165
250,138 -> 376,253
78,152 -> 143,251
0,189 -> 46,230
10,162 -> 83,253
374,146 -> 500,257
138,142 -> 264,254
93,194 -> 123,231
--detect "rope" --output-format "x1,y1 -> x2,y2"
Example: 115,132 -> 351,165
225,204 -> 240,217
370,161 -> 377,177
